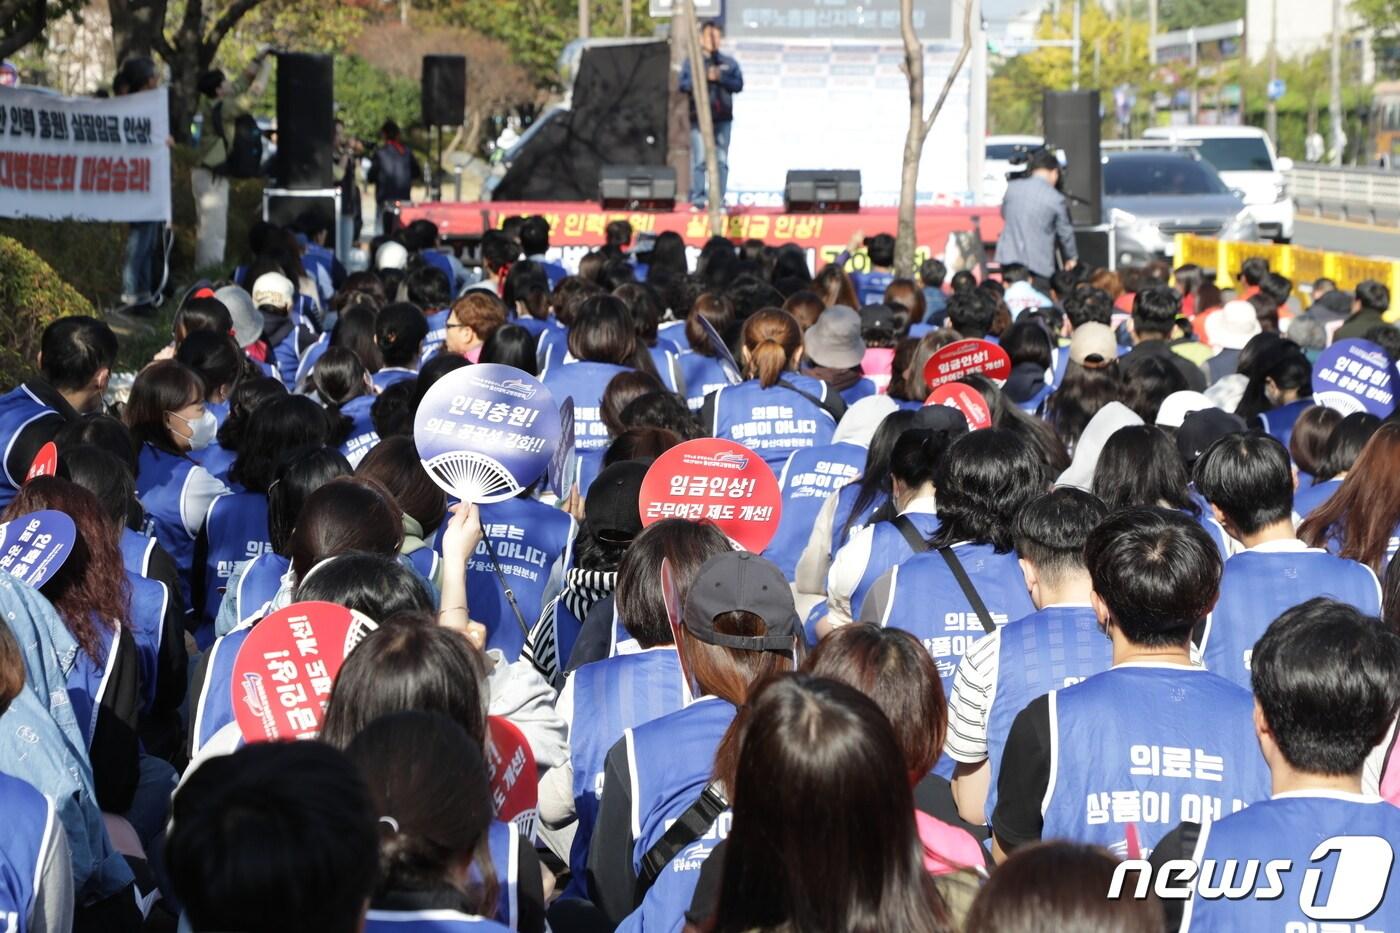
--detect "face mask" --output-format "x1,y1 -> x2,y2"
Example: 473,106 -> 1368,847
171,409 -> 218,451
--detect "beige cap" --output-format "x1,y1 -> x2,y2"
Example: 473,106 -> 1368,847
1069,322 -> 1117,368
250,272 -> 294,311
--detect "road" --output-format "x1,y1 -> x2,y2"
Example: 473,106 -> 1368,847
1292,217 -> 1400,260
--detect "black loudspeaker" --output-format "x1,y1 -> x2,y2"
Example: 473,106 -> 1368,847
422,55 -> 467,127
1043,90 -> 1102,227
599,164 -> 676,209
275,53 -> 334,189
1073,228 -> 1111,269
493,41 -> 670,201
784,170 -> 861,212
265,192 -> 337,251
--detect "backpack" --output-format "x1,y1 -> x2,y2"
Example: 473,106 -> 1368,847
223,113 -> 264,178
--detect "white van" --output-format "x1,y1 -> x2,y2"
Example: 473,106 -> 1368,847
1142,125 -> 1295,242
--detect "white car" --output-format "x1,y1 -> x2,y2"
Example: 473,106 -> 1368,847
983,135 -> 1044,205
1142,125 -> 1295,242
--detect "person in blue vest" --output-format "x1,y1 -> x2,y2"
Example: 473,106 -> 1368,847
444,291 -> 509,366
616,283 -> 684,393
357,437 -> 448,592
374,301 -> 431,391
406,262 -> 454,362
1176,599 -> 1400,931
1301,421 -> 1400,576
537,280 -> 596,375
540,520 -> 730,902
839,231 -> 897,307
401,219 -> 459,297
944,487 -> 1112,828
313,347 -> 382,468
0,315 -> 116,510
1288,404 -> 1341,488
519,215 -> 567,289
678,293 -> 737,412
292,209 -> 347,303
174,330 -> 245,431
1194,432 -> 1381,691
1000,320 -> 1056,414
126,361 -> 231,611
800,306 -> 875,405
701,308 -> 844,473
765,394 -> 895,582
0,619 -> 74,933
992,507 -> 1270,860
480,325 -> 541,377
859,428 -> 1042,695
251,271 -> 318,389
168,740 -> 379,933
543,296 -> 640,494
350,711 -> 513,933
198,375 -> 287,484
1292,411 -> 1380,522
1242,341 -> 1313,449
587,551 -> 800,927
296,296 -> 382,390
506,264 -> 560,345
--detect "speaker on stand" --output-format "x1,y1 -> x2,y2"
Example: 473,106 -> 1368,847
1043,90 -> 1103,227
275,53 -> 335,189
422,55 -> 466,202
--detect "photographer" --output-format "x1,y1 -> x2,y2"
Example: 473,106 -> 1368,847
998,148 -> 1077,285
193,47 -> 273,269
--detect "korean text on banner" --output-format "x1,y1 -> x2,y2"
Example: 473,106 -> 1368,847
0,85 -> 171,223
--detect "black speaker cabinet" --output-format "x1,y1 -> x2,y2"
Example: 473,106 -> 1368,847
275,53 -> 334,189
1043,90 -> 1102,227
599,164 -> 677,210
784,170 -> 862,212
422,55 -> 467,127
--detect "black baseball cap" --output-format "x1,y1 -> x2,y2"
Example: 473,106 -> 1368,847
585,461 -> 647,546
1175,408 -> 1247,468
683,552 -> 799,650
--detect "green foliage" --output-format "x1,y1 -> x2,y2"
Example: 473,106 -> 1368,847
0,0 -> 86,58
335,54 -> 434,143
1159,0 -> 1245,32
0,235 -> 96,387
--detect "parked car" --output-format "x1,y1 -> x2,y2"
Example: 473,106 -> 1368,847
1143,125 -> 1294,242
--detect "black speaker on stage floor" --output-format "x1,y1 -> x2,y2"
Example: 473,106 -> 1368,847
1043,90 -> 1102,227
600,164 -> 676,210
422,55 -> 467,127
784,170 -> 861,212
275,53 -> 334,189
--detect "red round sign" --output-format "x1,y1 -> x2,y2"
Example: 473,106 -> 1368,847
25,442 -> 57,483
231,601 -> 377,742
926,382 -> 992,431
487,716 -> 539,838
923,338 -> 1012,390
638,438 -> 782,552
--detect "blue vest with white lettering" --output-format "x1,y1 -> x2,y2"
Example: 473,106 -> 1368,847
1043,665 -> 1269,854
567,649 -> 685,899
851,511 -> 942,621
618,804 -> 730,933
678,353 -> 731,412
422,308 -> 451,361
1206,548 -> 1381,691
1257,398 -> 1314,451
763,442 -> 865,580
136,444 -> 206,608
201,492 -> 271,630
191,625 -> 252,757
125,570 -> 169,715
226,552 -> 290,629
364,909 -> 511,933
827,480 -> 887,561
648,345 -> 682,393
373,367 -> 418,393
0,386 -> 55,509
708,376 -> 837,473
543,360 -> 633,458
67,621 -> 117,748
984,605 -> 1111,823
484,820 -> 519,930
1183,792 -> 1400,933
120,529 -> 156,579
1294,478 -> 1342,522
880,543 -> 1035,693
0,772 -> 48,933
339,394 -> 382,467
269,311 -> 316,389
456,497 -> 575,661
852,269 -> 895,306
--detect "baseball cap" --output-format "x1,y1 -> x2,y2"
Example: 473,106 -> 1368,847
911,403 -> 971,441
859,303 -> 897,334
1205,300 -> 1263,351
683,551 -> 800,650
1155,391 -> 1215,429
1069,322 -> 1117,368
250,272 -> 294,312
803,306 -> 865,370
376,241 -> 409,271
215,284 -> 265,349
1176,408 -> 1247,468
585,461 -> 647,546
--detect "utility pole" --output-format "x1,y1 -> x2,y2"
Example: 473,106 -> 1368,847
1148,0 -> 1158,125
624,0 -> 633,36
579,0 -> 590,39
1330,0 -> 1343,164
1071,0 -> 1081,90
1267,0 -> 1278,142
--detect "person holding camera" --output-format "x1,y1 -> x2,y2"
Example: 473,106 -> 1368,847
193,47 -> 273,269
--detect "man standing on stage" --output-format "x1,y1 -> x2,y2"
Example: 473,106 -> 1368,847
998,148 -> 1077,284
678,19 -> 744,208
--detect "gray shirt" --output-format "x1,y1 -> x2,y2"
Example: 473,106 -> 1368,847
998,175 -> 1077,278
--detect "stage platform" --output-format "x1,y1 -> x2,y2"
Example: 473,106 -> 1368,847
394,201 -> 1003,266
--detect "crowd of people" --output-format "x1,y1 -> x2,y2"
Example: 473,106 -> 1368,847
2,212 -> 1400,933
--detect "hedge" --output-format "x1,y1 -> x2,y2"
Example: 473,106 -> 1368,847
0,236 -> 98,388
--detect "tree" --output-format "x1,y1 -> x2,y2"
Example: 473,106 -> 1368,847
1159,0 -> 1243,32
1,0 -> 85,59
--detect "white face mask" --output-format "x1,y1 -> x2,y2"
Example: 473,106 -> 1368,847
171,409 -> 217,451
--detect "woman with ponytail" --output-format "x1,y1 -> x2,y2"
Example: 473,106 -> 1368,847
313,346 -> 381,467
373,302 -> 430,391
700,308 -> 846,471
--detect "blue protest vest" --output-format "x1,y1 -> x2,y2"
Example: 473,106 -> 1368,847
1294,478 -> 1342,522
515,316 -> 560,342
268,311 -> 316,389
373,367 -> 418,393
1182,791 -> 1400,932
827,480 -> 887,561
536,329 -> 569,375
852,269 -> 894,306
707,376 -> 837,472
1257,398 -> 1314,451
879,543 -> 1035,694
66,620 -> 117,748
1042,664 -> 1269,854
406,546 -> 441,589
0,385 -> 55,509
549,598 -> 587,678
461,497 -> 575,661
0,772 -> 50,933
294,332 -> 330,388
422,250 -> 458,295
840,378 -> 878,406
191,625 -> 252,757
850,511 -> 942,621
338,394 -> 382,467
763,442 -> 865,580
984,605 -> 1111,823
192,440 -> 237,483
120,528 -> 156,578
484,821 -> 519,930
657,320 -> 687,346
566,649 -> 685,899
136,444 -> 208,607
678,353 -> 730,412
364,910 -> 511,933
543,361 -> 633,460
618,806 -> 730,933
226,552 -> 290,630
422,308 -> 451,361
202,492 -> 272,628
125,570 -> 170,715
649,345 -> 683,393
1205,547 -> 1381,690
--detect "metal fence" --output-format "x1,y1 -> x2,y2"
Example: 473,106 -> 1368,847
1287,164 -> 1400,225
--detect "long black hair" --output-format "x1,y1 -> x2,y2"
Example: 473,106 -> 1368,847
838,409 -> 917,545
1091,424 -> 1200,517
928,428 -> 1048,552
